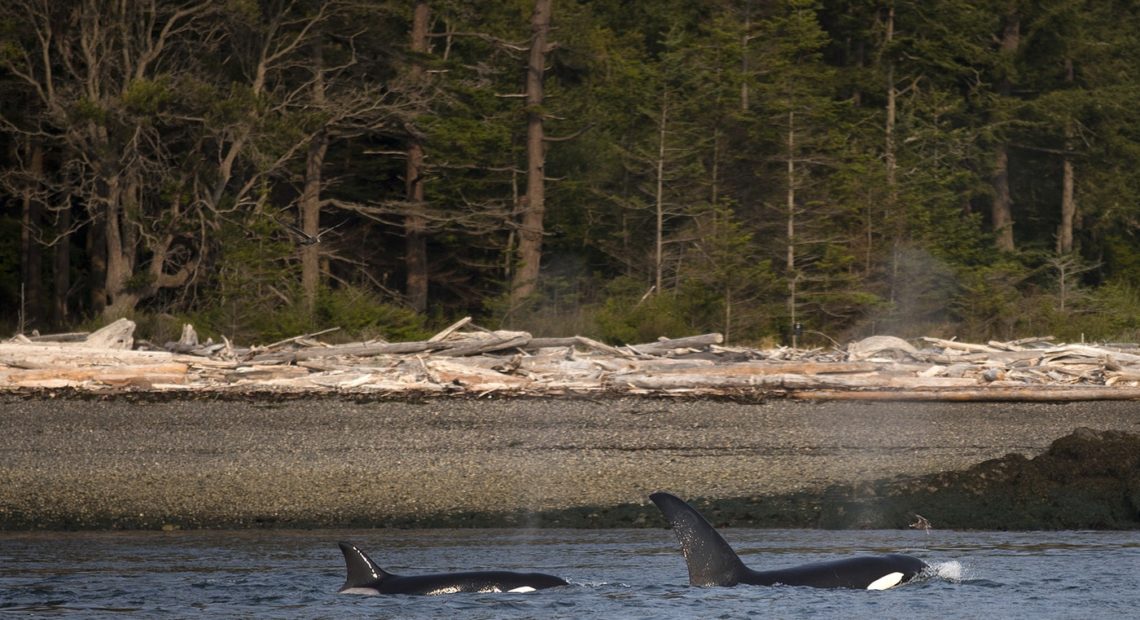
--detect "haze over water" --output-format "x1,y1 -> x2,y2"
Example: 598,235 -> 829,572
1,527 -> 1136,619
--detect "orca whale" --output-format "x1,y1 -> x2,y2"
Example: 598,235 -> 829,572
337,541 -> 569,595
649,492 -> 928,590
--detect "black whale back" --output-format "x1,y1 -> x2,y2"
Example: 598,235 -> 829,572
746,554 -> 928,588
649,492 -> 929,590
339,541 -> 391,591
649,492 -> 749,586
337,541 -> 569,595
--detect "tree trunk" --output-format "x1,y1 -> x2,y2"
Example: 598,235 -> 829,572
53,202 -> 72,328
1057,58 -> 1076,255
883,3 -> 897,203
101,172 -> 145,321
884,2 -> 900,302
786,111 -> 798,346
405,1 -> 430,313
740,2 -> 750,111
992,145 -> 1015,252
1058,148 -> 1075,255
20,141 -> 44,330
301,42 -> 328,317
510,0 -> 552,306
655,92 -> 668,296
992,3 -> 1019,252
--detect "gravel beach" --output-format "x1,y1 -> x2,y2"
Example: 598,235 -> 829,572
2,394 -> 1139,529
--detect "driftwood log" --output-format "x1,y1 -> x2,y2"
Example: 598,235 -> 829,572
5,319 -> 1140,401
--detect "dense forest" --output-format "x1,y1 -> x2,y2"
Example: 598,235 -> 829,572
2,0 -> 1140,347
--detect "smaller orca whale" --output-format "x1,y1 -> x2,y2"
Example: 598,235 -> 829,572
650,492 -> 928,590
337,541 -> 568,595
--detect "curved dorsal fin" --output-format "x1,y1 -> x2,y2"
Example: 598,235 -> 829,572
649,492 -> 748,586
338,541 -> 391,591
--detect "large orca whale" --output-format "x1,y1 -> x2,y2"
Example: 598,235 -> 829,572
337,541 -> 569,595
650,492 -> 928,590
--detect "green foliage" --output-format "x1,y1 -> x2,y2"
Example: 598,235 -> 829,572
950,260 -> 1033,340
223,0 -> 260,22
1072,281 -> 1140,342
0,40 -> 20,65
672,206 -> 782,342
592,277 -> 691,344
188,215 -> 297,343
487,271 -> 603,337
182,211 -> 428,344
4,0 -> 1140,345
314,286 -> 428,343
69,98 -> 108,124
122,77 -> 173,115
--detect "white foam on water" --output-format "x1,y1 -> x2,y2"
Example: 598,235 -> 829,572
930,560 -> 965,583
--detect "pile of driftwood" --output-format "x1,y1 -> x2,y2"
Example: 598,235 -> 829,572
4,318 -> 1140,401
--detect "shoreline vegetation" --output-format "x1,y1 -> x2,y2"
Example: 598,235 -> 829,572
5,318 -> 1140,401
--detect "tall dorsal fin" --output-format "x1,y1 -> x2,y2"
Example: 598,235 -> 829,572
649,492 -> 748,586
338,541 -> 391,591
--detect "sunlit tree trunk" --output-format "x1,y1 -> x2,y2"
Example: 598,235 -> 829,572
655,92 -> 668,296
52,204 -> 71,328
741,1 -> 751,111
19,141 -> 44,330
101,169 -> 135,318
884,2 -> 900,302
1057,58 -> 1076,255
404,1 -> 430,313
301,41 -> 328,317
992,2 -> 1019,252
786,111 -> 798,346
511,0 -> 552,306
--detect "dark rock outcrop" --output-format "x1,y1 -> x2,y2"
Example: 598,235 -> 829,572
815,427 -> 1140,529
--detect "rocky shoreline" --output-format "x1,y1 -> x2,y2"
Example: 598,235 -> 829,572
3,393 -> 1138,530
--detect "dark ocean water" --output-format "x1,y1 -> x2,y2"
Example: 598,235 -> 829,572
1,527 -> 1136,619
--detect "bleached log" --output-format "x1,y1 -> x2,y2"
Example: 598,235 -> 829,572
921,350 -> 1046,365
84,318 -> 136,349
26,332 -> 90,343
1010,336 -> 1055,347
1047,344 -> 1140,365
609,371 -> 976,391
846,335 -> 919,360
180,324 -> 199,347
428,316 -> 472,342
435,331 -> 531,357
7,326 -> 1140,399
251,340 -> 444,362
788,386 -> 1140,401
0,363 -> 189,387
1105,370 -> 1140,386
225,365 -> 313,381
645,361 -> 882,376
524,336 -> 580,349
986,336 -> 1054,351
424,358 -> 532,387
263,327 -> 342,350
0,343 -> 183,368
575,336 -> 634,358
920,337 -> 1000,354
627,333 -> 723,355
